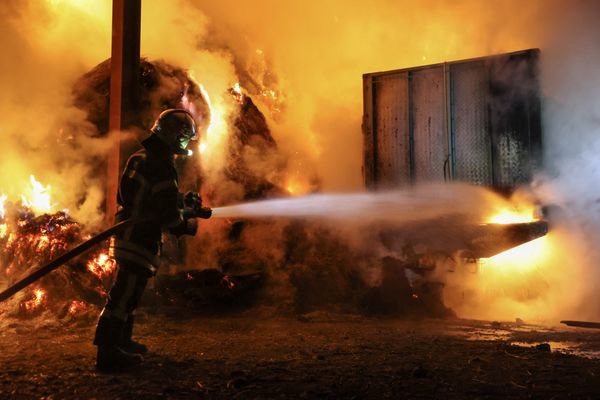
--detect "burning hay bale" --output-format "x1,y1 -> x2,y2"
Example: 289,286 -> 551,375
67,57 -> 455,320
0,202 -> 115,321
72,58 -> 211,137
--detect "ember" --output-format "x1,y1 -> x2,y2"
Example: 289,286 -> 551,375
19,288 -> 47,314
0,183 -> 116,319
86,252 -> 116,280
68,300 -> 87,316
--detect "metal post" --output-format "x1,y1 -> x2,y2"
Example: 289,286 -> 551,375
106,0 -> 141,224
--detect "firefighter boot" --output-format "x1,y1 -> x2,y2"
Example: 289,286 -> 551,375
122,315 -> 148,355
94,316 -> 143,372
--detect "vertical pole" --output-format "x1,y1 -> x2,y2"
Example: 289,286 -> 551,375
106,0 -> 141,224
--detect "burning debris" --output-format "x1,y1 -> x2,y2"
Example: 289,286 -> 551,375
0,198 -> 114,320
0,53 -> 552,326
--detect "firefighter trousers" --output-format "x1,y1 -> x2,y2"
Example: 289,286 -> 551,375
94,261 -> 150,347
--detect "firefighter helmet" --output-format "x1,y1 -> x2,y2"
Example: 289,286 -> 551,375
150,109 -> 198,155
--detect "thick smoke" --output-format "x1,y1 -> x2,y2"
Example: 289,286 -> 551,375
3,0 -> 600,321
0,1 -> 111,227
185,0 -> 600,321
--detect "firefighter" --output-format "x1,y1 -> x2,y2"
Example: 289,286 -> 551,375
94,109 -> 212,372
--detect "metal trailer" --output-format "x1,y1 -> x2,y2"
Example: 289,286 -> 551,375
362,48 -> 542,193
362,49 -> 547,259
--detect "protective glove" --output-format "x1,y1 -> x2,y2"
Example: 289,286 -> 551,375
183,191 -> 202,211
183,191 -> 212,219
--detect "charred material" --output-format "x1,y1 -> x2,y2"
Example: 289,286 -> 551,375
0,203 -> 114,319
152,269 -> 265,312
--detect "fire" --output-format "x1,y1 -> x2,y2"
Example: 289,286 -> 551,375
233,82 -> 242,94
199,142 -> 208,154
197,83 -> 223,155
285,178 -> 308,195
487,205 -> 536,224
20,288 -> 47,313
68,300 -> 86,315
21,175 -> 54,215
284,172 -> 313,195
196,82 -> 234,171
86,251 -> 116,279
480,236 -> 549,274
0,194 -> 6,219
0,194 -> 116,319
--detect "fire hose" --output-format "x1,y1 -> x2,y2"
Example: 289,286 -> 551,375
0,218 -> 139,304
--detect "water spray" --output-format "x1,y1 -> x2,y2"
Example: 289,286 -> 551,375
210,183 -> 496,224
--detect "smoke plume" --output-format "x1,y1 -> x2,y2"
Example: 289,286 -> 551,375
2,0 -> 600,321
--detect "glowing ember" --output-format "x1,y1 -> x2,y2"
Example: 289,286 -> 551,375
86,252 -> 116,279
20,288 -> 47,313
222,274 -> 235,289
21,175 -> 53,214
68,300 -> 87,315
1,187 -> 114,320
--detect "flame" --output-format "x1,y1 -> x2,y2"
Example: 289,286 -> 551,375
487,205 -> 536,224
21,288 -> 47,313
199,141 -> 208,154
21,175 -> 53,214
0,194 -> 6,219
231,82 -> 244,104
480,236 -> 548,274
233,82 -> 242,95
481,198 -> 545,273
86,251 -> 116,279
0,224 -> 7,239
196,82 -> 232,169
284,171 -> 313,195
68,300 -> 86,315
285,179 -> 308,195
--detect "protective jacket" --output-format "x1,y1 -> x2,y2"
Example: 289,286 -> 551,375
111,134 -> 192,276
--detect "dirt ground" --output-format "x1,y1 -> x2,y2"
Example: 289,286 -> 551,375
1,310 -> 600,399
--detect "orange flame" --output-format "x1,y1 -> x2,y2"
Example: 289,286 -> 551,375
86,252 -> 116,279
21,175 -> 54,214
68,300 -> 86,315
21,288 -> 47,313
0,194 -> 6,219
486,204 -> 536,225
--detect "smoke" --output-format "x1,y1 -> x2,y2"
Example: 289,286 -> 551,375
187,0 -> 556,191
184,0 -> 600,321
0,1 -> 113,227
2,0 -> 600,320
